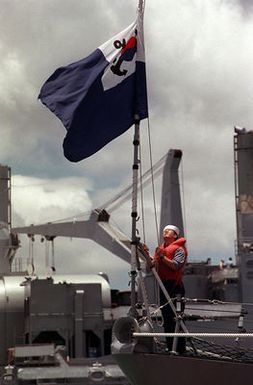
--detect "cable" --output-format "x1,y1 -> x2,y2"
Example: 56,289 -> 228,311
146,117 -> 160,244
100,153 -> 167,212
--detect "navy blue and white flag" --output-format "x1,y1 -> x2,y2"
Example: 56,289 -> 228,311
39,4 -> 148,162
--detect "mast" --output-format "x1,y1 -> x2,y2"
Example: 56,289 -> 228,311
129,0 -> 146,316
0,164 -> 19,274
234,127 -> 253,304
159,149 -> 184,242
0,164 -> 11,229
129,116 -> 141,315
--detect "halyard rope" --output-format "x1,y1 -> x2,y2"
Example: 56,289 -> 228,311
133,332 -> 253,338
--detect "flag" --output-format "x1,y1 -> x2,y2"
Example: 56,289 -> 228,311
38,4 -> 148,162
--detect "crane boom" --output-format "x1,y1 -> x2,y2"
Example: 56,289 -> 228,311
12,209 -> 131,264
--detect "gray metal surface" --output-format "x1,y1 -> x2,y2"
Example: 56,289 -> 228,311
3,346 -> 130,384
0,165 -> 19,275
114,352 -> 253,385
235,130 -> 253,240
53,274 -> 112,307
0,165 -> 10,226
159,149 -> 184,241
234,129 -> 253,305
17,353 -> 129,384
0,274 -> 116,366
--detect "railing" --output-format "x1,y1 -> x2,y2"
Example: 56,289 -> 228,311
133,332 -> 253,338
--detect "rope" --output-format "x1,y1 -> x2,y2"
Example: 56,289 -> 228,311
137,269 -> 153,326
187,337 -> 253,363
100,153 -> 167,212
139,140 -> 146,243
144,115 -> 162,307
146,304 -> 164,327
133,332 -> 253,338
185,306 -> 242,315
185,297 -> 253,310
146,117 -> 160,244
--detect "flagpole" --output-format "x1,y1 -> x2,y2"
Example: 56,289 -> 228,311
128,114 -> 141,317
128,0 -> 146,317
138,0 -> 145,15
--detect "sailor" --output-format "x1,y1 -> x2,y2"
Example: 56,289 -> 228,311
153,224 -> 188,353
219,259 -> 225,269
226,257 -> 234,268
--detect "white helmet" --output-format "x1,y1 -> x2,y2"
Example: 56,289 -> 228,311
163,225 -> 180,237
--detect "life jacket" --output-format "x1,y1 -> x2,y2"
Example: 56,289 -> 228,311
154,237 -> 187,282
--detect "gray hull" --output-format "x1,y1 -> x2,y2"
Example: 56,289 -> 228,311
114,353 -> 253,385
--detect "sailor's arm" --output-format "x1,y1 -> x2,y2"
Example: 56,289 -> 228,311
159,247 -> 185,271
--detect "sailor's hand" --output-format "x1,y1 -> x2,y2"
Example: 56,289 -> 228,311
156,247 -> 165,259
148,258 -> 155,269
145,254 -> 154,269
141,243 -> 150,256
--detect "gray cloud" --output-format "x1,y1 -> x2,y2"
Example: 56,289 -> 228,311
235,0 -> 253,14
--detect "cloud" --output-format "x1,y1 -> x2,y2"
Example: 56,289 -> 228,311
11,175 -> 93,225
1,0 -> 253,288
233,0 -> 253,14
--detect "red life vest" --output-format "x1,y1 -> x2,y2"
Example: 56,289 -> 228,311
154,237 -> 187,282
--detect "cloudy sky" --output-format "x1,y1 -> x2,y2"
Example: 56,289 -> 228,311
1,0 -> 253,289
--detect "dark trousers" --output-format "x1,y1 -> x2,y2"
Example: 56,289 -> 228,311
160,279 -> 186,353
